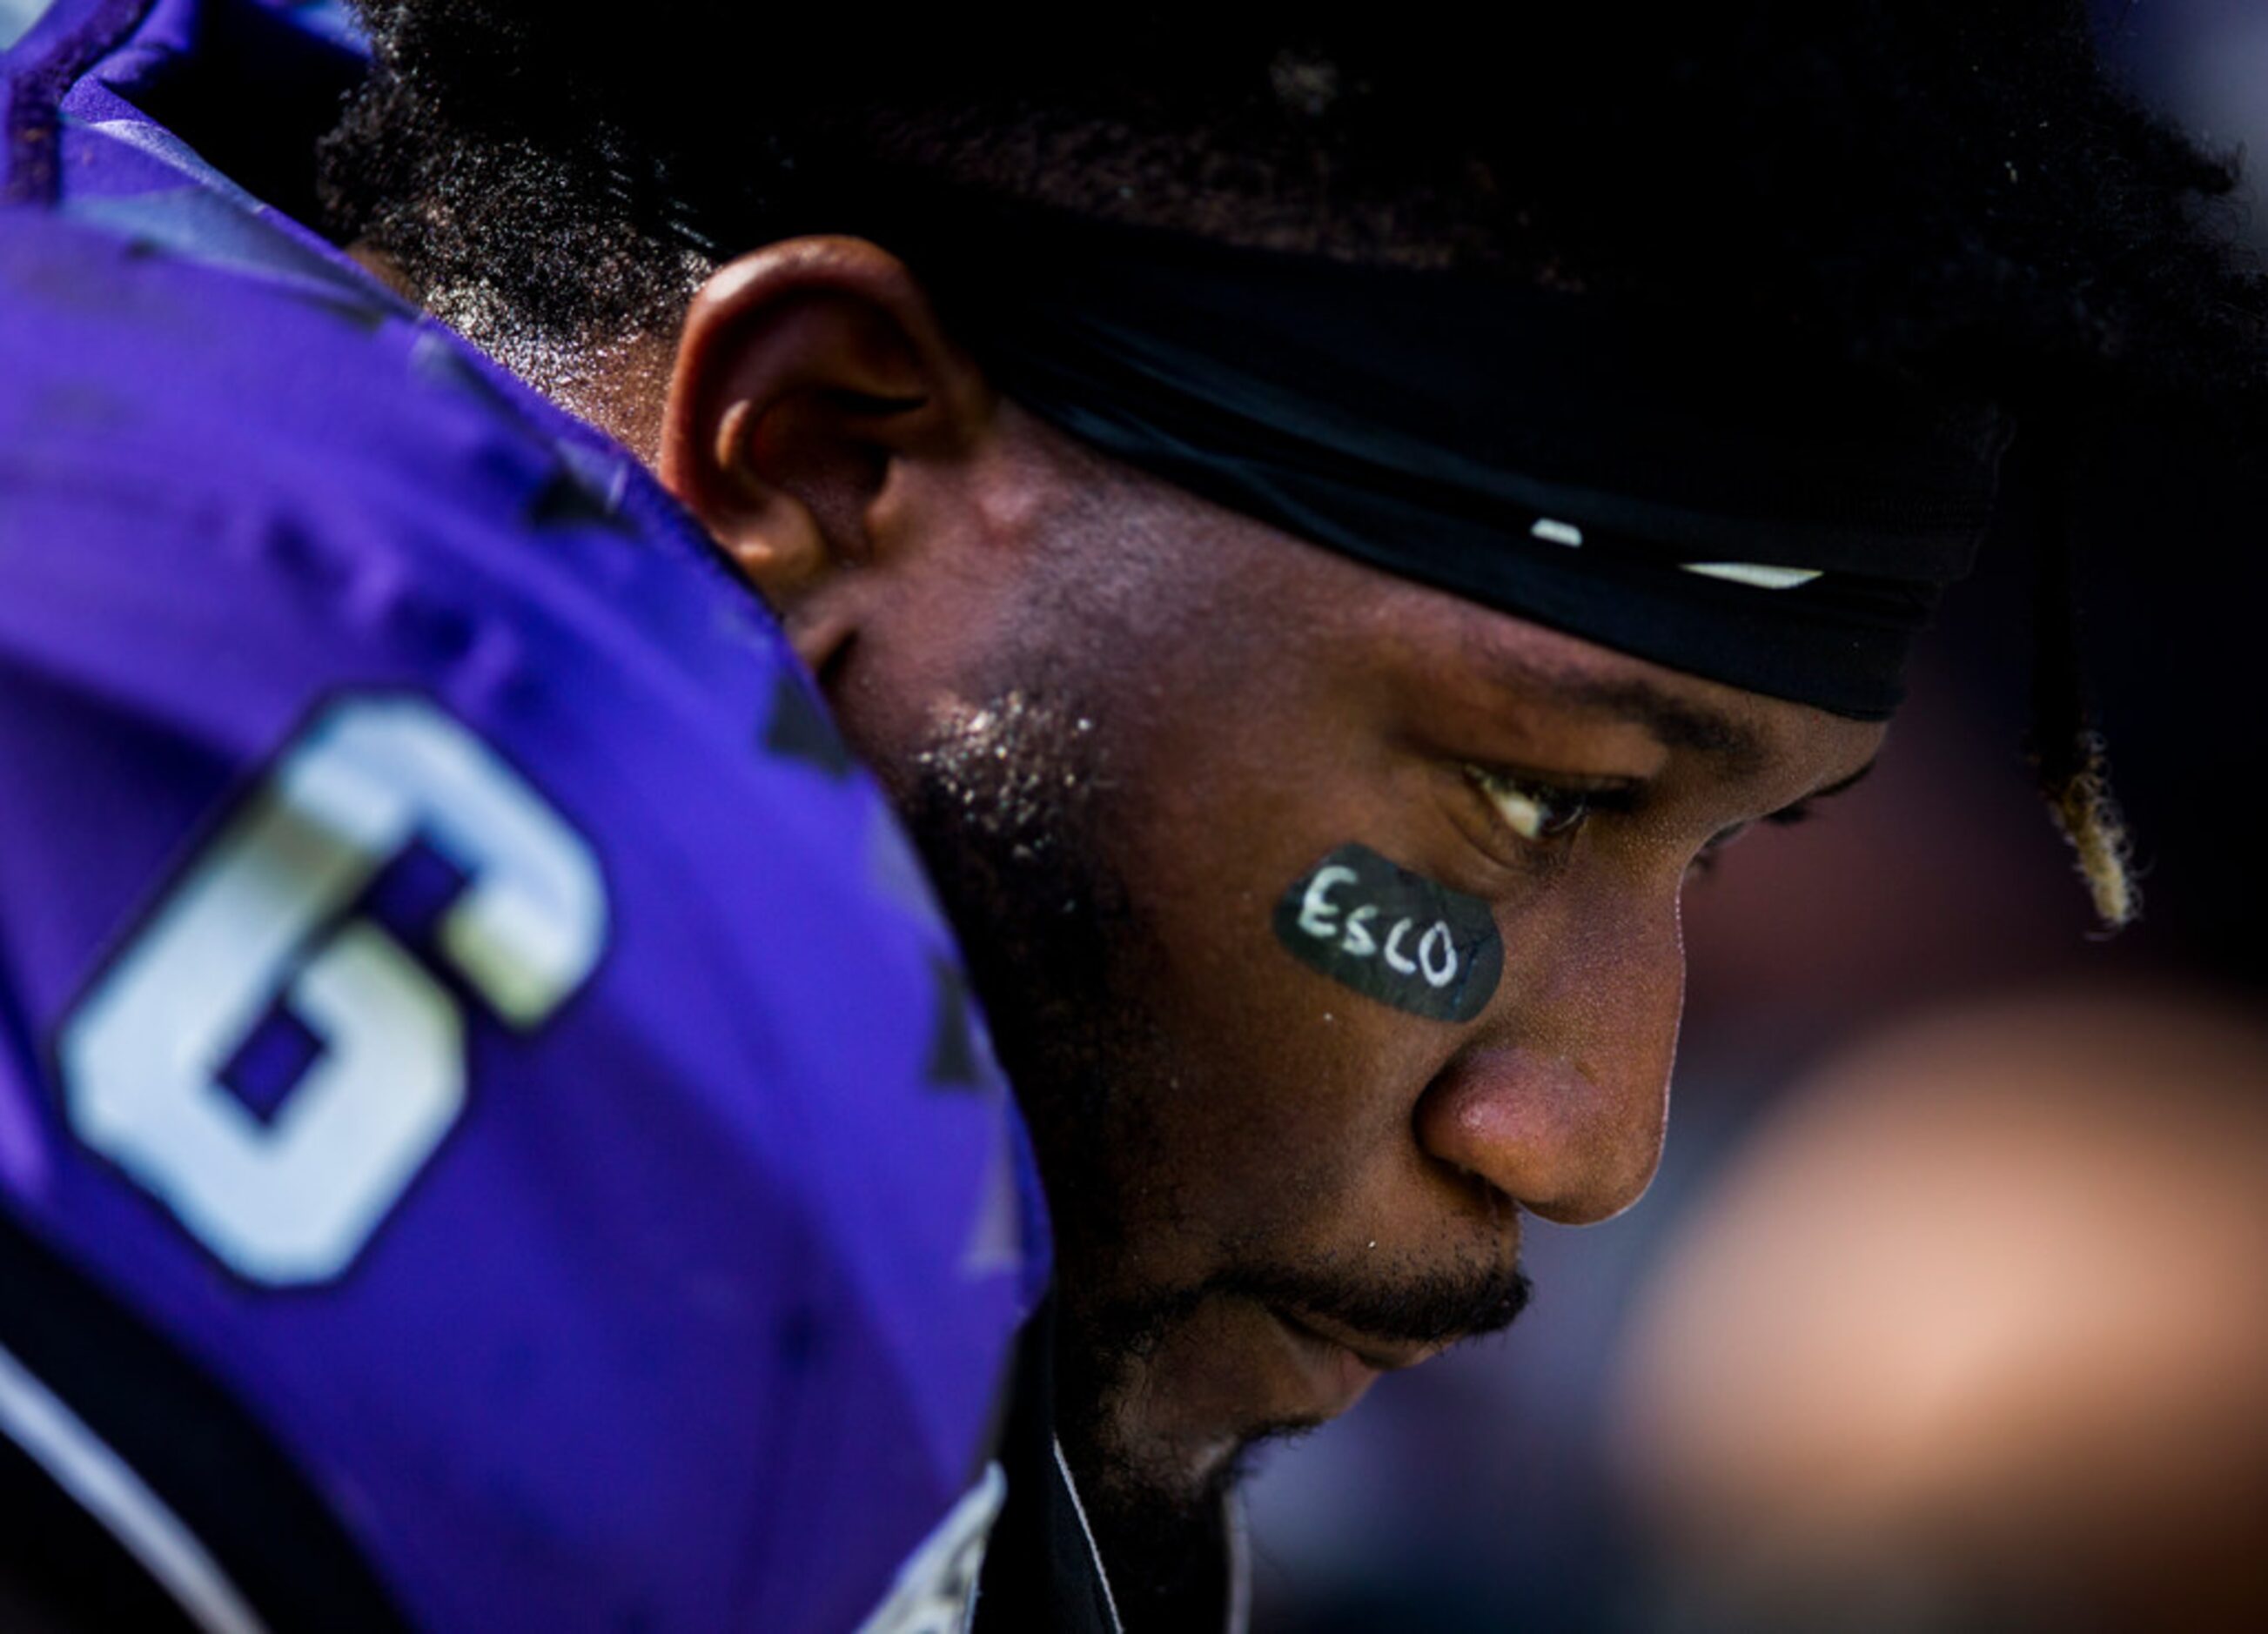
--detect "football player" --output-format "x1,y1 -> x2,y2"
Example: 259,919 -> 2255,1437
3,1 -> 2259,1629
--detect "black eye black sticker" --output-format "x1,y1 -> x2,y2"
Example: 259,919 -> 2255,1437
1272,843 -> 1503,1023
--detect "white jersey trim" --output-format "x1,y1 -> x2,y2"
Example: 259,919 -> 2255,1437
0,1336 -> 271,1634
855,1460 -> 1008,1634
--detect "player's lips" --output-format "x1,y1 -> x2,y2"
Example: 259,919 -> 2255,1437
1268,1305 -> 1446,1410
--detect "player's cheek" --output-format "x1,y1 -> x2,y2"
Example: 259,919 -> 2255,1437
1159,842 -> 1498,1212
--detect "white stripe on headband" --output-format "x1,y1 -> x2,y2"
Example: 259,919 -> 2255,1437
1680,561 -> 1824,590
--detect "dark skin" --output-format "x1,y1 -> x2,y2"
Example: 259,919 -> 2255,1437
657,238 -> 1883,1561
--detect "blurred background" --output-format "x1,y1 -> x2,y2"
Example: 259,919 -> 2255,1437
1243,3 -> 2268,1628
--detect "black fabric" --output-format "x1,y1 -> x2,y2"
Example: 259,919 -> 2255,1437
0,1430 -> 205,1634
0,1209 -> 412,1633
850,187 -> 2013,720
974,1302 -> 1244,1634
973,1300 -> 1122,1634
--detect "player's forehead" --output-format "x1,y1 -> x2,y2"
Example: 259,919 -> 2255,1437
1056,453 -> 1887,799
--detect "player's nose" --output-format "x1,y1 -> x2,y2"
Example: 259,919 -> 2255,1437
1412,891 -> 1684,1226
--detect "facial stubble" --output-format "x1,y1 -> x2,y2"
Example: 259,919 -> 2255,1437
889,686 -> 1533,1606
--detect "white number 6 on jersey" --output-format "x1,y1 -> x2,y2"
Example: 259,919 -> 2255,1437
59,696 -> 606,1285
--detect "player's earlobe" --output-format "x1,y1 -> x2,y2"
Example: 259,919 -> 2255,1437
659,237 -> 993,666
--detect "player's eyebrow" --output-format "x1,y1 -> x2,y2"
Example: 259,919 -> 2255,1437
1462,639 -> 1769,773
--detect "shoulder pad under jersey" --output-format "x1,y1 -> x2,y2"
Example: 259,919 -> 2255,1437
0,200 -> 1048,1634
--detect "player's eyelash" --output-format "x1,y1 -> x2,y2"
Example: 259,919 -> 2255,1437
1463,768 -> 1828,877
1767,797 -> 1819,828
1687,795 -> 1822,881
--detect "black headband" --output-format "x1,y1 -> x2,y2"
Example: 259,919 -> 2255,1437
845,189 -> 2013,719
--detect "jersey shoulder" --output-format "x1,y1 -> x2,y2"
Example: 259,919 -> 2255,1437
0,203 -> 1044,1633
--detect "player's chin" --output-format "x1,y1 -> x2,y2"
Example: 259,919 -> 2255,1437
1085,1292 -> 1399,1492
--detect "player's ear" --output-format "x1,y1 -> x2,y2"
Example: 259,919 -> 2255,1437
660,237 -> 993,673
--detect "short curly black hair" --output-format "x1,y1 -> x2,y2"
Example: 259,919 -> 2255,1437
324,3 -> 2263,412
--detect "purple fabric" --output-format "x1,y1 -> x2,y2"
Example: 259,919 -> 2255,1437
0,3 -> 1049,1629
1,0 -> 143,201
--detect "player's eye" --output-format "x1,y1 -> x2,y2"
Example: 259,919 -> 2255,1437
1466,766 -> 1597,847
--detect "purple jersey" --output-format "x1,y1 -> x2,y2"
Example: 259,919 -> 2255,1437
0,2 -> 1049,1629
